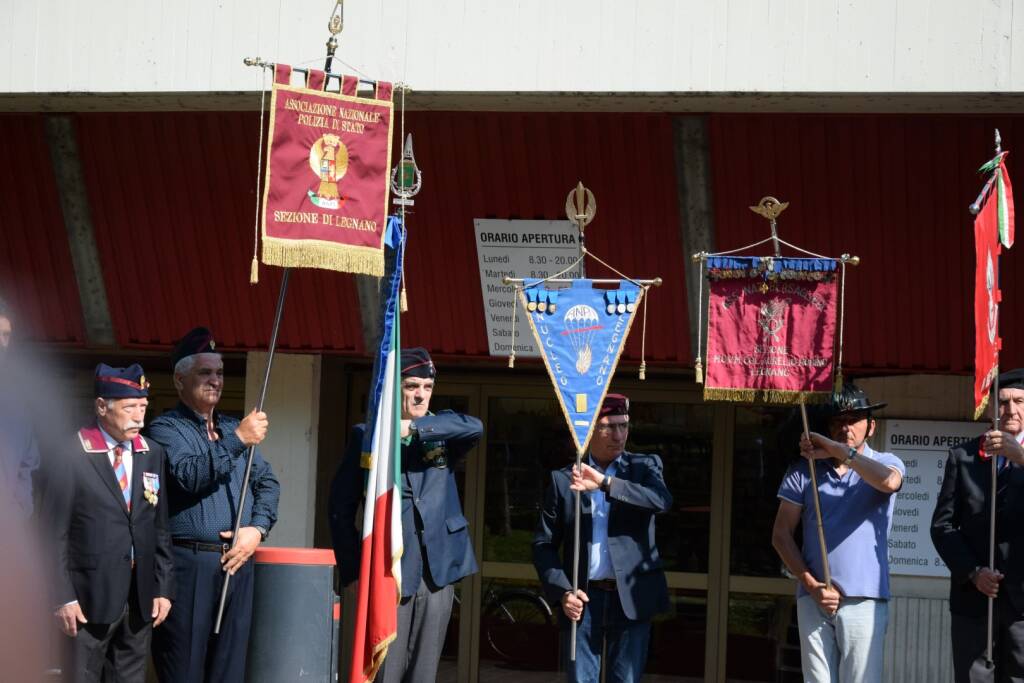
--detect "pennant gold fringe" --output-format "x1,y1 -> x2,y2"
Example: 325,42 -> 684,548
974,393 -> 990,421
702,387 -> 833,405
262,238 -> 385,277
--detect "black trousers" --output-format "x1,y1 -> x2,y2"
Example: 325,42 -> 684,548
152,545 -> 254,683
71,581 -> 151,683
952,598 -> 1024,683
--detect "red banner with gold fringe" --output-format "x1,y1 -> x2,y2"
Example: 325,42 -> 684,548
703,257 -> 838,404
261,64 -> 394,277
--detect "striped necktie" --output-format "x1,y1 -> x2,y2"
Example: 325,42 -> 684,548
113,444 -> 131,509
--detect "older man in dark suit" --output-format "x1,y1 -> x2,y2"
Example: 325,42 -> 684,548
932,368 -> 1024,682
329,347 -> 483,683
47,363 -> 174,683
533,393 -> 672,683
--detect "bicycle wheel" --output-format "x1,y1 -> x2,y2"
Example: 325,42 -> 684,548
482,590 -> 555,668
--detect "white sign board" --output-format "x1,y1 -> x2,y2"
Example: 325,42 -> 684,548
882,419 -> 984,577
473,219 -> 583,358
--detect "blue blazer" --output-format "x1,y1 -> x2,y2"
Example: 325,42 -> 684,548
329,410 -> 483,598
533,451 -> 672,622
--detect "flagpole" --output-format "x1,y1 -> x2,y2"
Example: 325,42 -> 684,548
986,130 -> 1001,664
215,12 -> 344,631
799,400 -> 832,589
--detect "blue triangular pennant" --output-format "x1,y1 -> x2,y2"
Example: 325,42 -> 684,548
519,279 -> 644,454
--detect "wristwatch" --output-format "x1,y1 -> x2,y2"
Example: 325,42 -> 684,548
600,475 -> 611,493
254,525 -> 269,542
842,447 -> 857,465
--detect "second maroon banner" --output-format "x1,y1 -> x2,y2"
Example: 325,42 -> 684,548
703,257 -> 838,404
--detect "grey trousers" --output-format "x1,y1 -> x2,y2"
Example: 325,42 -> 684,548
378,578 -> 455,683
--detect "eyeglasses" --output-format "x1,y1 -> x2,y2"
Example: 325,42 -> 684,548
596,423 -> 629,435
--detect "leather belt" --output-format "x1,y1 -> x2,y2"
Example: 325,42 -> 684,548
173,538 -> 229,554
589,579 -> 617,591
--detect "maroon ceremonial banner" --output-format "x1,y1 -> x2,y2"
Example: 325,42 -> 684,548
703,257 -> 838,404
261,64 -> 394,277
974,189 -> 1001,418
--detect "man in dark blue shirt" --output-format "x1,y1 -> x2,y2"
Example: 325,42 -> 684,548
146,327 -> 279,683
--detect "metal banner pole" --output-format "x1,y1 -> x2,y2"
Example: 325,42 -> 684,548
214,268 -> 290,634
986,374 -> 999,665
570,449 -> 583,661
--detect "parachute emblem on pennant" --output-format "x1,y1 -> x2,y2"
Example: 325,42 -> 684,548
563,304 -> 602,374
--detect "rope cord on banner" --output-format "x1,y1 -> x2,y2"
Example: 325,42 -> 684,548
249,67 -> 269,284
695,235 -> 832,261
835,260 -> 848,393
398,83 -> 409,312
639,286 -> 650,380
695,261 -> 704,383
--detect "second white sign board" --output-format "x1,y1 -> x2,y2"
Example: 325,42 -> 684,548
473,219 -> 583,358
882,419 -> 984,577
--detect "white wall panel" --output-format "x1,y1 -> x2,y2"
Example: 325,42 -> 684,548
1,0 -> 1022,95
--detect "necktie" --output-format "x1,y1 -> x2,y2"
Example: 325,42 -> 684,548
113,444 -> 131,509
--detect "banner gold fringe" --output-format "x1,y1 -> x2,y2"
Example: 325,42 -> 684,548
262,239 -> 385,277
703,387 -> 832,405
974,393 -> 990,421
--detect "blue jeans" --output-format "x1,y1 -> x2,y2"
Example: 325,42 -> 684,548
796,594 -> 888,683
562,587 -> 651,683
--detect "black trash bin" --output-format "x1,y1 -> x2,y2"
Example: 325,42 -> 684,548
246,547 -> 339,683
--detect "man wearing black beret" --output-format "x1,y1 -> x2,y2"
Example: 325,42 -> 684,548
146,327 -> 279,683
45,363 -> 174,682
329,347 -> 483,683
933,368 -> 1024,681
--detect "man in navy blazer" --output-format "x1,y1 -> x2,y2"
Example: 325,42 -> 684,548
329,347 -> 482,683
533,393 -> 672,683
45,364 -> 174,683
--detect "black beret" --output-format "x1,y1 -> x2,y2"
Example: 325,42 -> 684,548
94,363 -> 150,399
999,368 -> 1024,391
173,326 -> 217,367
400,347 -> 435,379
599,393 -> 630,417
832,383 -> 886,416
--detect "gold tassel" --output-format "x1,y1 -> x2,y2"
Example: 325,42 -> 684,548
639,362 -> 646,381
250,257 -> 259,284
508,354 -> 515,369
694,358 -> 703,384
833,368 -> 844,396
400,287 -> 408,313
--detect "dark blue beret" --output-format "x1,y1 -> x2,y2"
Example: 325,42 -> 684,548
999,368 -> 1024,390
94,363 -> 150,399
173,326 -> 217,366
401,347 -> 435,378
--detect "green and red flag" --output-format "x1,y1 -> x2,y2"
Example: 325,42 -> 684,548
974,152 -> 1014,418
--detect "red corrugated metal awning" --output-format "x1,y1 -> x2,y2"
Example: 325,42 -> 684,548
0,115 -> 86,346
709,113 -> 1024,374
74,112 -> 364,355
398,111 -> 691,364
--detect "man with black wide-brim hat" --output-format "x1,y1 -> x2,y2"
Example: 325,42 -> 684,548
772,383 -> 905,683
932,368 -> 1024,682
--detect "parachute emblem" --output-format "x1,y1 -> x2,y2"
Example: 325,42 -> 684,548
562,304 -> 602,374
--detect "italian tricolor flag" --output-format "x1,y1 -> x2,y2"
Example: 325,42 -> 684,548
350,217 -> 404,682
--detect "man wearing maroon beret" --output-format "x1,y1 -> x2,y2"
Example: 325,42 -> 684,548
330,347 -> 483,683
533,393 -> 672,682
45,363 -> 174,683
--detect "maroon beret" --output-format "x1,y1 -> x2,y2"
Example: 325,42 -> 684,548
599,393 -> 630,417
